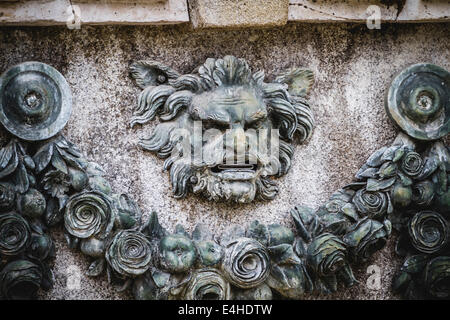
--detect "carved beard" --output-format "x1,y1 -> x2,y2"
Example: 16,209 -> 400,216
167,139 -> 281,204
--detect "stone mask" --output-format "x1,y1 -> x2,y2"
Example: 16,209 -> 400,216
130,56 -> 314,203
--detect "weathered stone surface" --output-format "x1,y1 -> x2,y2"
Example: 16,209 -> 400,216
1,0 -> 448,26
74,1 -> 165,2
0,0 -> 189,26
188,0 -> 289,28
0,22 -> 448,299
288,0 -> 450,23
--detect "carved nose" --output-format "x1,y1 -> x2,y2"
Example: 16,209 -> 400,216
233,127 -> 246,148
222,127 -> 249,164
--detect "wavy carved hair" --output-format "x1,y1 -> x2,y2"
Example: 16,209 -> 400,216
130,56 -> 313,141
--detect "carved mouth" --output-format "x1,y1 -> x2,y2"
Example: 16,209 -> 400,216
210,164 -> 257,180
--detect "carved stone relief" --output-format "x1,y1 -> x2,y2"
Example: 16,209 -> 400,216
129,56 -> 315,203
0,60 -> 447,300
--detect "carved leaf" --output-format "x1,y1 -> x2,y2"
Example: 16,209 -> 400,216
33,142 -> 54,174
268,244 -> 302,265
246,220 -> 269,246
0,145 -> 18,179
366,147 -> 388,167
366,177 -> 396,191
0,140 -> 14,169
144,211 -> 167,239
275,68 -> 314,97
86,258 -> 105,277
86,161 -> 106,177
51,150 -> 68,174
130,60 -> 180,89
356,166 -> 378,179
13,160 -> 29,193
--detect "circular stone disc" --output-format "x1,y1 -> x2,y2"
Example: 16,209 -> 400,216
385,63 -> 449,141
0,61 -> 72,141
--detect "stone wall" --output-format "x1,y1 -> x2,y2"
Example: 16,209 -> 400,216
0,22 -> 448,299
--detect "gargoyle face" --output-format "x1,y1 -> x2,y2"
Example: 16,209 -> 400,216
130,56 -> 314,203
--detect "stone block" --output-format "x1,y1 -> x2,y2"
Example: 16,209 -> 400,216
288,0 -> 450,23
188,0 -> 289,28
0,0 -> 189,26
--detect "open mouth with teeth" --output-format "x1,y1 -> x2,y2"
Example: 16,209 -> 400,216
210,163 -> 258,180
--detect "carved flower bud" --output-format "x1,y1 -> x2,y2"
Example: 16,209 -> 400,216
343,218 -> 391,262
88,176 -> 112,195
221,237 -> 270,289
0,212 -> 31,257
267,224 -> 294,246
159,234 -> 197,273
195,240 -> 223,267
391,183 -> 412,207
0,260 -> 42,300
352,188 -> 389,219
80,237 -> 106,258
423,256 -> 450,299
42,170 -> 71,198
401,151 -> 423,177
68,167 -> 88,191
0,182 -> 15,213
408,211 -> 448,254
307,233 -> 347,275
64,191 -> 115,239
181,268 -> 231,300
18,188 -> 46,218
28,233 -> 55,261
106,230 -> 152,277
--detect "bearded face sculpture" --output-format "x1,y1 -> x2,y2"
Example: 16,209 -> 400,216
130,56 -> 314,203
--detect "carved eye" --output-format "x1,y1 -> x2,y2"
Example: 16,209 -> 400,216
245,120 -> 263,130
156,74 -> 167,84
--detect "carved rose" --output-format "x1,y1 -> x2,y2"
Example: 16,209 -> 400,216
307,233 -> 347,275
401,151 -> 423,177
181,268 -> 231,300
412,180 -> 435,206
106,230 -> 152,277
0,183 -> 15,212
408,211 -> 448,254
352,188 -> 389,219
343,218 -> 391,262
18,188 -> 46,218
424,256 -> 450,299
158,234 -> 197,273
221,237 -> 270,289
80,237 -> 106,258
64,191 -> 115,239
0,212 -> 31,257
0,260 -> 42,300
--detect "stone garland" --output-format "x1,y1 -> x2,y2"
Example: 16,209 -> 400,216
0,61 -> 447,300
